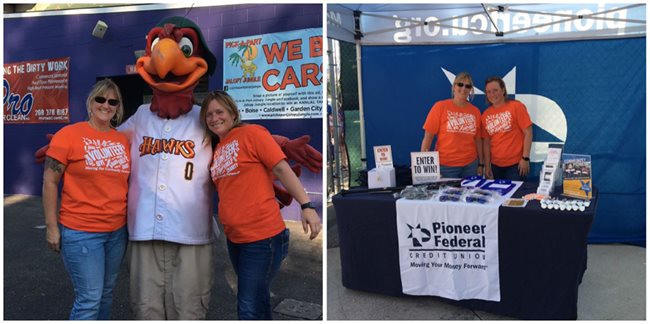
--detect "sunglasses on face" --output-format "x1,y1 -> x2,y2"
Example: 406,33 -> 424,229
456,82 -> 473,89
94,96 -> 120,106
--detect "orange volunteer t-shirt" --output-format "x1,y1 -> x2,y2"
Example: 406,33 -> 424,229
422,99 -> 482,166
481,100 -> 533,167
210,124 -> 287,244
46,122 -> 130,232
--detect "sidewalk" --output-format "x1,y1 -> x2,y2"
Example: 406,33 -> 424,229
3,194 -> 322,320
326,203 -> 646,320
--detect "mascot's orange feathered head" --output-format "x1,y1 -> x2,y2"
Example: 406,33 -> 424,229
136,16 -> 217,119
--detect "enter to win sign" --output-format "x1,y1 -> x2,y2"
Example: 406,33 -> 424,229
411,151 -> 440,184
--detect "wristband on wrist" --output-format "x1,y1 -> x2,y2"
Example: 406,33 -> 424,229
522,157 -> 530,161
300,202 -> 315,210
478,163 -> 485,167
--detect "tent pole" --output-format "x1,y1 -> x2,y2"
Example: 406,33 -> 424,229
356,40 -> 366,171
354,10 -> 367,171
327,38 -> 342,193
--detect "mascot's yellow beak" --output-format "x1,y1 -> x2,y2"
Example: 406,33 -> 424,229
136,38 -> 208,93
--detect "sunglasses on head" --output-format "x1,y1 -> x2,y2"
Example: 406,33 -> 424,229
94,96 -> 120,106
456,82 -> 473,89
212,90 -> 232,97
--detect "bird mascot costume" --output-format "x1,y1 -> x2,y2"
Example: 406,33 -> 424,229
36,16 -> 321,319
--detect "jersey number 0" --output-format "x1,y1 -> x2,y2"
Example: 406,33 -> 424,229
184,162 -> 194,180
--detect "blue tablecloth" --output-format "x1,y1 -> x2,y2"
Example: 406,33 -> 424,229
333,182 -> 597,319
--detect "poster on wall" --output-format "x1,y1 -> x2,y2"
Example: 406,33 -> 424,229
3,57 -> 70,124
223,28 -> 323,120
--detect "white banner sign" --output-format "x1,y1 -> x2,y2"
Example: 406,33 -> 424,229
396,198 -> 501,301
411,151 -> 440,184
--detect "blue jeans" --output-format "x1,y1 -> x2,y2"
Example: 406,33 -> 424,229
492,163 -> 525,181
440,159 -> 479,179
59,224 -> 127,320
227,228 -> 290,320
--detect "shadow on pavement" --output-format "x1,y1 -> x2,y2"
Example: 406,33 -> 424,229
4,194 -> 322,320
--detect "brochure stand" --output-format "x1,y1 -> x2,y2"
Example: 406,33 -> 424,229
537,144 -> 563,196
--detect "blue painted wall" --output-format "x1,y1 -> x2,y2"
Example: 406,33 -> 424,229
4,4 -> 323,196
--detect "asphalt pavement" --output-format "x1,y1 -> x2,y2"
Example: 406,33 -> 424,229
3,194 -> 322,320
326,203 -> 646,320
3,194 -> 645,320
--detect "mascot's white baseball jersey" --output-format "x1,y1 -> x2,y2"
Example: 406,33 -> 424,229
118,104 -> 213,244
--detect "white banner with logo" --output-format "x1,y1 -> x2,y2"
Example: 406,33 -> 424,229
396,182 -> 521,301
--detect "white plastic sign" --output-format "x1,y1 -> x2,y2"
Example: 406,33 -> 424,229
374,145 -> 394,169
411,151 -> 440,184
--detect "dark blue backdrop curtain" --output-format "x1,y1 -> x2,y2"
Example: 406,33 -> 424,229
361,37 -> 645,245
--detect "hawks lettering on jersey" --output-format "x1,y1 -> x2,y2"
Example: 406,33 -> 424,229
139,136 -> 196,159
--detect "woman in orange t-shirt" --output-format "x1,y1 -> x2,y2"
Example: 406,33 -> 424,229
481,76 -> 533,181
201,90 -> 321,320
421,72 -> 484,178
43,79 -> 130,320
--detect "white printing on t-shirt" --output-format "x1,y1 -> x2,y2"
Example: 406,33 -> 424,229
484,111 -> 513,135
446,110 -> 477,134
82,137 -> 129,172
211,139 -> 241,179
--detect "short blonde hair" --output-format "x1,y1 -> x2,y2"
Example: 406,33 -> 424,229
86,79 -> 124,128
451,71 -> 475,102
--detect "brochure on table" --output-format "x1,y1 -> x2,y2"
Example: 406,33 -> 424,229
411,151 -> 440,185
562,154 -> 592,199
368,145 -> 396,188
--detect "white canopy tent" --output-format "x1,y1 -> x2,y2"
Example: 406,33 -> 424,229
326,3 -> 646,168
329,3 -> 646,44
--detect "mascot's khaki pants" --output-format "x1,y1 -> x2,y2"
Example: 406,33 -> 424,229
128,240 -> 214,320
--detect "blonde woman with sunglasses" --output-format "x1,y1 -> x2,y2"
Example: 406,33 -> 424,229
421,72 -> 484,178
42,79 -> 130,319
